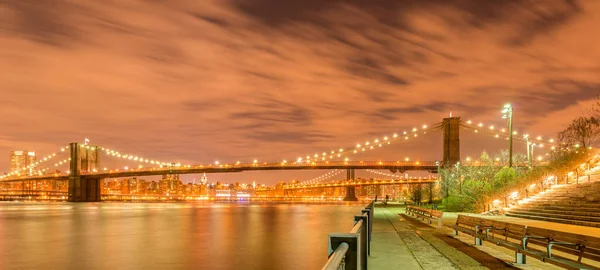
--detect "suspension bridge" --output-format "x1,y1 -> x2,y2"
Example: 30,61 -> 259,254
0,116 -> 559,202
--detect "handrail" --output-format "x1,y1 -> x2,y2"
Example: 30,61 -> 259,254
350,219 -> 364,234
321,200 -> 374,270
322,242 -> 349,270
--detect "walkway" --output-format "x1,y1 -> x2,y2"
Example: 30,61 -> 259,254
368,203 -> 570,270
369,204 -> 479,270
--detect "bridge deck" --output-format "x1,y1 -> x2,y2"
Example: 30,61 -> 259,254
0,161 -> 439,182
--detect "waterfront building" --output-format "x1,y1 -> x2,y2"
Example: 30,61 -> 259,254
9,150 -> 36,174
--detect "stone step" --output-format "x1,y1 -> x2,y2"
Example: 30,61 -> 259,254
511,207 -> 600,217
505,213 -> 600,228
506,209 -> 600,223
525,201 -> 600,206
516,205 -> 600,213
549,190 -> 598,194
551,182 -> 600,189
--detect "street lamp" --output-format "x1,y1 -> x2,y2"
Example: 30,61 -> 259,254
501,104 -> 514,168
525,135 -> 536,169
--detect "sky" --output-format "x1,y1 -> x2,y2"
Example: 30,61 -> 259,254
1,0 -> 599,184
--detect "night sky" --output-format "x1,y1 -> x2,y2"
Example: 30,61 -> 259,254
1,0 -> 599,184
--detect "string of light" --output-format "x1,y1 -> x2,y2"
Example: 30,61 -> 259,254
0,145 -> 70,179
300,169 -> 343,185
364,169 -> 402,179
461,120 -> 557,147
286,123 -> 442,166
98,146 -> 176,168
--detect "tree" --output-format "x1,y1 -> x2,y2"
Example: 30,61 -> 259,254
590,95 -> 600,119
409,184 -> 424,204
493,167 -> 516,206
558,117 -> 600,148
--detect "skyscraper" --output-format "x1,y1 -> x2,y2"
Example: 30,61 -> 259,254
201,173 -> 208,184
9,150 -> 36,174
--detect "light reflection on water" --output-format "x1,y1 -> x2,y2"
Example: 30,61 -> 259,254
0,202 -> 363,270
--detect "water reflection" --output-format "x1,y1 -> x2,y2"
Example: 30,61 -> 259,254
0,202 -> 362,270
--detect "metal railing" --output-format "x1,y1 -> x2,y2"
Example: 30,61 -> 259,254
322,201 -> 374,270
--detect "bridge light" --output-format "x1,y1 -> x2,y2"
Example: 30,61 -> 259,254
253,159 -> 258,164
356,144 -> 361,148
215,161 -> 219,165
412,128 -> 417,132
374,139 -> 379,143
339,148 -> 343,152
365,142 -> 370,146
478,123 -> 483,127
489,125 -> 494,130
393,133 -> 398,138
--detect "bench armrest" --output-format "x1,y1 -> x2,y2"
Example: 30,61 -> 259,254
522,236 -> 549,250
547,242 -> 581,258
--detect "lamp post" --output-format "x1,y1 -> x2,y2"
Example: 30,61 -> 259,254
501,104 -> 514,168
525,135 -> 536,169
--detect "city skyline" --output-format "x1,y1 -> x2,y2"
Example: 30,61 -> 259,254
2,1 -> 600,184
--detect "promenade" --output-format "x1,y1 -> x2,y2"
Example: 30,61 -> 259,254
367,203 -> 570,270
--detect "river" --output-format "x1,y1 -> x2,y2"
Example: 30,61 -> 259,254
0,202 -> 363,270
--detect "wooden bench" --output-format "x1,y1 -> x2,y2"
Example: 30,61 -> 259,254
447,215 -> 600,268
522,227 -> 600,269
483,220 -> 529,264
446,214 -> 482,237
406,206 -> 444,228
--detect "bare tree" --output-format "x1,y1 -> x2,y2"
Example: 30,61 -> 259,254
558,116 -> 600,148
590,95 -> 600,119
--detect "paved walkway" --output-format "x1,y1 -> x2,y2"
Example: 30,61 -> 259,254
369,204 -> 466,270
369,203 -> 570,270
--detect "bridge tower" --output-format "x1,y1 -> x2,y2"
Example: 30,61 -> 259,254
442,117 -> 461,167
68,142 -> 102,202
343,169 -> 358,201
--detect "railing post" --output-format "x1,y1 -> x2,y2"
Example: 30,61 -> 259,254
328,233 -> 359,270
362,207 -> 373,245
355,215 -> 369,269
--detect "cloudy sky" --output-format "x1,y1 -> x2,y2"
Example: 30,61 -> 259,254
1,0 -> 599,184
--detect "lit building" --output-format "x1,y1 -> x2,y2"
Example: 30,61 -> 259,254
159,174 -> 181,195
9,150 -> 36,174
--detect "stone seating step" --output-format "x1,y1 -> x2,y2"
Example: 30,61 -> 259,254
516,205 -> 600,213
505,212 -> 600,228
511,207 -> 600,217
527,200 -> 600,206
506,209 -> 600,223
